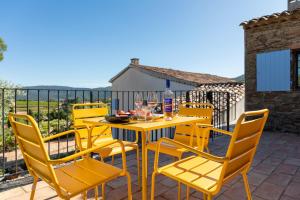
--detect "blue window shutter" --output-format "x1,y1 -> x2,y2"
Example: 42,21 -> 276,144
256,49 -> 291,91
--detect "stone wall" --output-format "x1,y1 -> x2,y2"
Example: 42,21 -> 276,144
288,0 -> 300,11
244,18 -> 300,133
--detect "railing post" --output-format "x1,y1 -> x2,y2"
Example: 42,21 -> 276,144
226,92 -> 230,131
1,88 -> 5,176
207,91 -> 213,104
186,91 -> 190,107
90,90 -> 93,103
37,90 -> 40,125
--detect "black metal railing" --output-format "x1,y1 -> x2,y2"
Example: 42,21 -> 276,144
0,88 -> 240,181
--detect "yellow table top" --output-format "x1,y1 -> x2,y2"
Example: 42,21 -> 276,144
83,116 -> 205,132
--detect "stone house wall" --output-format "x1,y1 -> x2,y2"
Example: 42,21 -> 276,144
244,18 -> 300,133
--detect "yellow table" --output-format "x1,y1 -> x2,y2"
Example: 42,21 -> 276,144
84,116 -> 204,200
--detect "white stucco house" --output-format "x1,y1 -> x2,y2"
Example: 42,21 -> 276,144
110,58 -> 234,92
109,58 -> 244,123
108,58 -> 244,138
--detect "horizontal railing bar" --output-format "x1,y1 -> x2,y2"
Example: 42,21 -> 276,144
0,83 -> 244,91
0,89 -> 237,95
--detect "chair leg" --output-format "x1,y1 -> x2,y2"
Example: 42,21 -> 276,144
151,172 -> 156,200
111,155 -> 114,165
203,193 -> 207,200
82,191 -> 87,200
136,146 -> 141,187
177,182 -> 181,200
205,146 -> 210,153
94,186 -> 98,200
30,176 -> 38,200
177,155 -> 182,200
242,172 -> 252,200
126,172 -> 133,200
174,154 -> 182,200
102,183 -> 105,200
186,186 -> 190,200
145,148 -> 148,176
207,194 -> 212,200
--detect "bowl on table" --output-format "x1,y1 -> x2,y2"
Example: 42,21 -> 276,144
105,115 -> 131,123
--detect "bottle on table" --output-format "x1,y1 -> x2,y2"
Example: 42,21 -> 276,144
163,79 -> 174,121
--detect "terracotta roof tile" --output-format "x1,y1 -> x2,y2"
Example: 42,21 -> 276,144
110,64 -> 235,86
240,8 -> 300,29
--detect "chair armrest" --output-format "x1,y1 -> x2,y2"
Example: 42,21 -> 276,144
210,127 -> 233,136
153,137 -> 227,172
134,131 -> 139,143
196,124 -> 233,136
49,139 -> 128,174
196,123 -> 213,128
72,124 -> 90,129
160,138 -> 226,162
43,130 -> 78,142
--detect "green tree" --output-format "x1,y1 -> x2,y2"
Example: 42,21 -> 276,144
0,38 -> 7,61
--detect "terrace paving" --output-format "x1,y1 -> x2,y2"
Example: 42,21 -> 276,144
1,131 -> 300,200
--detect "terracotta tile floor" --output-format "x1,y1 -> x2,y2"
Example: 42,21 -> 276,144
1,131 -> 300,200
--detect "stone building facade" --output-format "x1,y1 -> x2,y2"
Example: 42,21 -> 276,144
241,7 -> 300,133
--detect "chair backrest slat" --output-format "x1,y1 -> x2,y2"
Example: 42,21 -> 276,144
8,114 -> 59,187
18,136 -> 49,162
174,103 -> 213,147
24,151 -> 54,182
178,103 -> 213,119
222,109 -> 269,181
72,103 -> 112,144
73,107 -> 108,120
173,125 -> 193,145
14,122 -> 40,144
236,118 -> 264,140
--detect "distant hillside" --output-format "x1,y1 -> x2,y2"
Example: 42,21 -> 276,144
23,85 -> 111,91
18,85 -> 112,101
233,75 -> 244,82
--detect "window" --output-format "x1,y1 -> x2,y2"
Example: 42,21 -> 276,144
291,50 -> 300,90
256,49 -> 291,92
297,52 -> 300,88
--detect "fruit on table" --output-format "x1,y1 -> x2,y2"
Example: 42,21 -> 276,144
118,110 -> 126,115
116,110 -> 132,117
129,110 -> 136,115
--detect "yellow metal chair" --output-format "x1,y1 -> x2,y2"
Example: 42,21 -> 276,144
147,103 -> 213,199
151,109 -> 269,200
72,103 -> 140,186
147,103 -> 213,160
8,113 -> 132,200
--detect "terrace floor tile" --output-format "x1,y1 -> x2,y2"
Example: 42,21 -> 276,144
254,182 -> 284,200
284,181 -> 300,199
1,131 -> 300,200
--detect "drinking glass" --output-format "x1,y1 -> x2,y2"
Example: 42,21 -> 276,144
147,92 -> 158,114
141,105 -> 151,121
135,93 -> 143,109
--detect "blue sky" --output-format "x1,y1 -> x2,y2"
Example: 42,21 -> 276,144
0,0 -> 286,88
